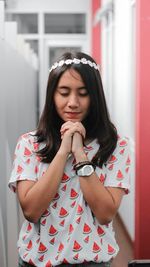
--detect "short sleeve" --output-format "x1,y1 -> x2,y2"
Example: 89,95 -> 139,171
8,133 -> 39,193
104,137 -> 131,193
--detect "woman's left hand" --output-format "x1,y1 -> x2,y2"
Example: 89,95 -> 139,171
60,121 -> 86,156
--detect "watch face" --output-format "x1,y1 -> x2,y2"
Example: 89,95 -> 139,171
84,165 -> 93,175
78,165 -> 94,176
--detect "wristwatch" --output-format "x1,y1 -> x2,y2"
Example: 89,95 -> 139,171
77,164 -> 95,177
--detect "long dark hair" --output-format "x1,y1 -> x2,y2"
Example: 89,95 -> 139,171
35,52 -> 118,167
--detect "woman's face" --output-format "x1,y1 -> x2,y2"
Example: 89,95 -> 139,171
54,69 -> 90,122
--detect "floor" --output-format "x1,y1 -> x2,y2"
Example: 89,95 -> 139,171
111,214 -> 134,267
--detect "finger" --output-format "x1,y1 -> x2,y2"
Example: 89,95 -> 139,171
61,121 -> 74,130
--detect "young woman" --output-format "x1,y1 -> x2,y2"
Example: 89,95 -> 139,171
9,52 -> 131,267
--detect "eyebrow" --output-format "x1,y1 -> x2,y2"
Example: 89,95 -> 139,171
57,86 -> 87,90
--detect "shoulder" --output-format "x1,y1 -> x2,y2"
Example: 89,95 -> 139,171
107,136 -> 130,165
117,135 -> 130,149
16,130 -> 39,152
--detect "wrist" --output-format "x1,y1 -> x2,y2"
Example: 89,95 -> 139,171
73,149 -> 88,162
57,148 -> 70,159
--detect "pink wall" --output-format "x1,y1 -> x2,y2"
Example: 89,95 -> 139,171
135,0 -> 150,258
91,0 -> 101,64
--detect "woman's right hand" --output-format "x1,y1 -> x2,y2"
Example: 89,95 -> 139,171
59,121 -> 85,156
58,124 -> 74,156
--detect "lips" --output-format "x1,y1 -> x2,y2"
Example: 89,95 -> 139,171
65,112 -> 81,118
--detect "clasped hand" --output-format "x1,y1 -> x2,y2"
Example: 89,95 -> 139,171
59,121 -> 86,156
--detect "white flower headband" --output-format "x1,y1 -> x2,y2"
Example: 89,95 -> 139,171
49,58 -> 99,73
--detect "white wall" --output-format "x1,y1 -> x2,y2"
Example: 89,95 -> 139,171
0,37 -> 37,267
113,0 -> 135,241
98,0 -> 135,240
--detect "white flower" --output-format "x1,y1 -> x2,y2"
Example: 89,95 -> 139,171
58,60 -> 65,66
65,59 -> 73,65
81,58 -> 87,64
73,58 -> 80,64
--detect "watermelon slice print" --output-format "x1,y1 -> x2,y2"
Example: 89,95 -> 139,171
22,234 -> 27,241
85,145 -> 93,151
38,242 -> 48,253
70,189 -> 79,199
77,204 -> 84,215
49,237 -> 55,245
69,224 -> 74,234
29,259 -> 35,266
17,165 -> 23,174
61,173 -> 70,183
23,253 -> 28,259
83,223 -> 92,234
97,226 -> 105,236
76,216 -> 81,224
49,225 -> 58,236
120,148 -> 125,155
59,219 -> 65,227
108,164 -> 114,171
34,165 -> 39,174
73,240 -> 82,252
125,166 -> 129,173
126,156 -> 131,165
26,240 -> 32,251
99,174 -> 105,183
63,258 -> 69,264
72,157 -> 76,165
38,255 -> 44,262
108,244 -> 116,255
45,260 -> 52,267
119,139 -> 127,147
24,147 -> 32,156
94,254 -> 99,261
108,155 -> 117,163
93,242 -> 101,253
59,207 -> 69,218
33,142 -> 39,151
36,238 -> 40,244
117,170 -> 124,180
36,155 -> 41,162
53,192 -> 60,200
41,218 -> 46,226
55,255 -> 59,261
42,209 -> 50,217
73,253 -> 79,260
84,236 -> 89,243
70,200 -> 76,208
25,158 -> 30,164
58,242 -> 64,253
52,202 -> 57,209
61,184 -> 67,191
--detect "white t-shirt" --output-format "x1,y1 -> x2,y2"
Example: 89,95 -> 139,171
8,131 -> 131,267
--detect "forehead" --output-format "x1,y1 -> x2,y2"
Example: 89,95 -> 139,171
58,69 -> 84,85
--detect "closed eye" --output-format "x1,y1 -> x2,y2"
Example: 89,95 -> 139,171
78,91 -> 89,96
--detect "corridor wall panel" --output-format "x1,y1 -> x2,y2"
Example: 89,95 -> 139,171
0,39 -> 37,267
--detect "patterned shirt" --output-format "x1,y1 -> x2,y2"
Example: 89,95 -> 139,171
8,131 -> 131,267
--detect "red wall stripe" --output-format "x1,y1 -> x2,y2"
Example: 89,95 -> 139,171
91,0 -> 101,64
135,0 -> 150,258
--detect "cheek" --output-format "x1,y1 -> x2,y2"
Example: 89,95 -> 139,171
54,94 -> 61,108
84,98 -> 91,111
54,95 -> 66,113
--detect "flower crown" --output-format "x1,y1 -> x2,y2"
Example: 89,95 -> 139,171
49,58 -> 99,72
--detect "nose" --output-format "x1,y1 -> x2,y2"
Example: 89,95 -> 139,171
67,94 -> 79,108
